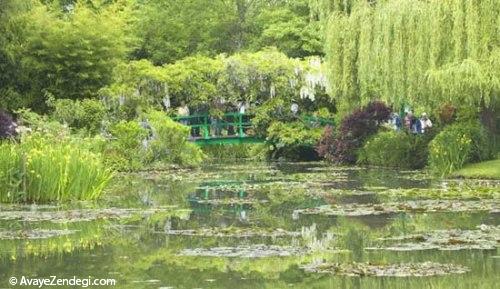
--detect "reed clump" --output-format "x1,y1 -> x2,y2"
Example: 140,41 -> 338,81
0,135 -> 112,203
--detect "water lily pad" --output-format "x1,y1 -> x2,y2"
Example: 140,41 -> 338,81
301,261 -> 469,277
0,208 -> 176,223
191,198 -> 268,205
293,200 -> 499,217
163,227 -> 300,238
367,225 -> 500,251
0,229 -> 76,239
178,245 -> 307,258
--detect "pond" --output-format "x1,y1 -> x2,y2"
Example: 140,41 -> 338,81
0,162 -> 498,289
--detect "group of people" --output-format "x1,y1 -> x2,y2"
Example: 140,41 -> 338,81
390,111 -> 433,134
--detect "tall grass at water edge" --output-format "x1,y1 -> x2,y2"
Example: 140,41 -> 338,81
0,136 -> 112,203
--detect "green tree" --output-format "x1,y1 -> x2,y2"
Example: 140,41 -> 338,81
132,0 -> 236,64
0,0 -> 32,110
2,1 -> 132,111
322,0 -> 499,119
132,0 -> 324,64
253,0 -> 323,58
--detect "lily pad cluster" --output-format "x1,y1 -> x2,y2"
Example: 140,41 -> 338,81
163,227 -> 300,238
0,208 -> 177,223
0,229 -> 76,240
191,198 -> 269,205
293,199 -> 499,217
301,261 -> 470,277
368,225 -> 500,251
178,245 -> 307,258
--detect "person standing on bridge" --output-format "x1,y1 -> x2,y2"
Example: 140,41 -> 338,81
237,100 -> 249,136
177,101 -> 190,126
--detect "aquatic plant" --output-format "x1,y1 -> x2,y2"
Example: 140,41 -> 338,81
429,121 -> 495,176
369,225 -> 500,251
163,227 -> 300,238
178,245 -> 308,258
293,199 -> 499,217
0,207 -> 181,223
302,261 -> 469,277
0,135 -> 112,203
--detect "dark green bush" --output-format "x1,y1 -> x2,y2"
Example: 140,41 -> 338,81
51,98 -> 106,134
359,127 -> 439,169
358,131 -> 412,168
265,121 -> 323,161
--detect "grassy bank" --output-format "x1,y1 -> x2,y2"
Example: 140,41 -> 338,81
452,155 -> 500,180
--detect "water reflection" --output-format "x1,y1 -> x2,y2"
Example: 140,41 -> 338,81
0,162 -> 498,289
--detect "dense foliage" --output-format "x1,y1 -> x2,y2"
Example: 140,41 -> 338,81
358,130 -> 436,169
1,1 -> 131,111
318,101 -> 391,164
322,0 -> 499,118
0,131 -> 111,203
104,111 -> 204,171
0,0 -> 496,196
50,98 -> 107,134
358,131 -> 413,168
266,121 -> 323,160
429,122 -> 495,176
133,0 -> 322,64
1,1 -> 324,113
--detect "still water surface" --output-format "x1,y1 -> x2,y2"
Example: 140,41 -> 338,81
0,162 -> 498,288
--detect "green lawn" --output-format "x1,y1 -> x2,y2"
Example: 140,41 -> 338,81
453,156 -> 500,180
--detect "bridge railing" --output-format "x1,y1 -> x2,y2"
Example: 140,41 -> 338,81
172,113 -> 253,139
172,113 -> 334,141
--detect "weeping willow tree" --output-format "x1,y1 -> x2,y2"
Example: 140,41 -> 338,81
323,0 -> 499,120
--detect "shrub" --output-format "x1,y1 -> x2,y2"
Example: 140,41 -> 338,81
358,131 -> 412,168
0,135 -> 112,203
202,144 -> 256,160
410,129 -> 439,169
104,111 -> 204,170
51,98 -> 107,134
429,122 -> 495,176
0,110 -> 17,139
317,101 -> 391,164
359,128 -> 439,169
316,125 -> 336,161
105,121 -> 149,171
146,110 -> 204,167
265,121 -> 323,160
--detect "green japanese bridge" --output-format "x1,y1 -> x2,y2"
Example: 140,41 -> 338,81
173,112 -> 334,145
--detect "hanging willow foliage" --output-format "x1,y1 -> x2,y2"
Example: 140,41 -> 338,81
323,0 -> 499,114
